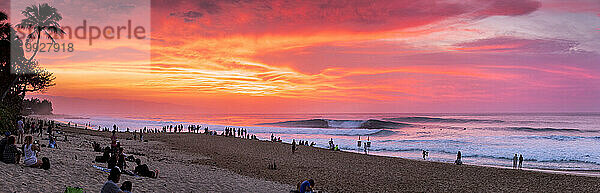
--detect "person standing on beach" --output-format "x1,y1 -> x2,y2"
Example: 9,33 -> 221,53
17,118 -> 24,144
111,131 -> 118,150
513,154 -> 518,169
292,139 -> 297,154
38,123 -> 43,137
518,154 -> 523,169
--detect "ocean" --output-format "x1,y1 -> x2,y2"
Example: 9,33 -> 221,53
51,112 -> 600,171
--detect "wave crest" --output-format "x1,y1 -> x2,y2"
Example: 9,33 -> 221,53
257,119 -> 411,129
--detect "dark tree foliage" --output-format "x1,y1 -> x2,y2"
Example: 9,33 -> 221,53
0,8 -> 57,131
22,98 -> 53,115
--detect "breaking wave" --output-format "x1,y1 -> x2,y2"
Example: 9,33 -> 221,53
257,119 -> 411,129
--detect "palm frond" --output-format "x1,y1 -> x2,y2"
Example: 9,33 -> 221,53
0,12 -> 7,21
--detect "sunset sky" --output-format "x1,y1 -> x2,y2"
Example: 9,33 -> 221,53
5,0 -> 600,114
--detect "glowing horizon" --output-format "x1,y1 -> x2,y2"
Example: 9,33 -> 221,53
7,0 -> 600,114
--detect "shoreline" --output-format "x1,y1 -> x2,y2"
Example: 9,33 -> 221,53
8,119 -> 600,192
44,115 -> 600,178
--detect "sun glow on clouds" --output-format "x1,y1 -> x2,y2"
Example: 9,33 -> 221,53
26,0 -> 600,113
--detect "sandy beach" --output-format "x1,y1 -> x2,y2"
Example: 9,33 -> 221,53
0,125 -> 293,192
2,124 -> 600,192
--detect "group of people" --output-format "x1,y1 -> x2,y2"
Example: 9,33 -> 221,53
453,151 -> 525,169
14,117 -> 56,143
161,124 -> 204,133
98,130 -> 162,193
270,133 -> 282,142
100,131 -> 158,177
224,127 -> 247,137
328,138 -> 339,151
513,154 -> 524,169
291,139 -> 317,154
1,118 -> 51,170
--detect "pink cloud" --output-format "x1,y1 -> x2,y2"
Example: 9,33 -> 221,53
453,37 -> 579,53
477,0 -> 541,16
541,0 -> 600,13
151,0 -> 542,36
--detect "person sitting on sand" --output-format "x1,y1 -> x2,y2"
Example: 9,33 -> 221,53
120,181 -> 132,193
297,179 -> 315,193
117,148 -> 127,170
455,151 -> 462,165
2,136 -> 21,164
0,132 -> 10,159
93,141 -> 103,152
23,136 -> 43,167
48,134 -> 57,148
108,151 -> 118,170
134,158 -> 158,178
101,167 -> 124,193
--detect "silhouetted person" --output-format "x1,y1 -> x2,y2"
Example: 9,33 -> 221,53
518,154 -> 523,169
134,158 -> 157,178
513,154 -> 518,169
455,151 -> 462,165
328,138 -> 334,150
292,139 -> 297,154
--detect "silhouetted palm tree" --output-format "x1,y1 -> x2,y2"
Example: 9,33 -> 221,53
0,12 -> 9,39
1,4 -> 63,101
15,3 -> 65,61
